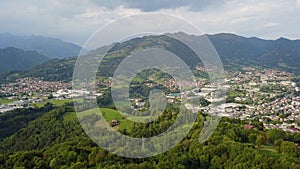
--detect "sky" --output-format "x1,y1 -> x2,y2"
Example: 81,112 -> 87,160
0,0 -> 300,46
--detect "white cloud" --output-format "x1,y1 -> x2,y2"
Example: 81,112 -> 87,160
0,0 -> 141,45
263,22 -> 279,29
0,0 -> 299,45
297,0 -> 300,7
158,0 -> 300,40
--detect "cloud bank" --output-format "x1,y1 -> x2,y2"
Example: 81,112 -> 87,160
0,0 -> 299,46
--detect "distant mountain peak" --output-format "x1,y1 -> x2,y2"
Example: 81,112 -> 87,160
0,47 -> 49,73
276,37 -> 292,42
0,33 -> 83,58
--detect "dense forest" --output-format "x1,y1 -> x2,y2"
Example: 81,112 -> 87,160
0,101 -> 299,168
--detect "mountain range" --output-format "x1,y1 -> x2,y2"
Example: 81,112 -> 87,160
0,47 -> 49,73
0,33 -> 300,83
207,33 -> 300,72
0,33 -> 82,58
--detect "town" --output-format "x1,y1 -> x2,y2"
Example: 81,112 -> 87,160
0,77 -> 102,113
0,67 -> 299,133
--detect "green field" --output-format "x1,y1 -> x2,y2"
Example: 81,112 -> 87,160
257,145 -> 281,159
0,98 -> 17,105
63,108 -> 134,132
31,99 -> 72,108
63,112 -> 77,121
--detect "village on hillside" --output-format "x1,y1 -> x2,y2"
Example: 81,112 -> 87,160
0,67 -> 299,133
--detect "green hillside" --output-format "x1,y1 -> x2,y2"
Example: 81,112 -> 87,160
0,47 -> 49,73
1,33 -> 300,83
0,102 -> 299,168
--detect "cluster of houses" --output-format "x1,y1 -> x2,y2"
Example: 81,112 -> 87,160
217,68 -> 300,132
52,89 -> 103,100
133,67 -> 300,133
0,98 -> 43,114
0,67 -> 299,133
0,77 -> 71,96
